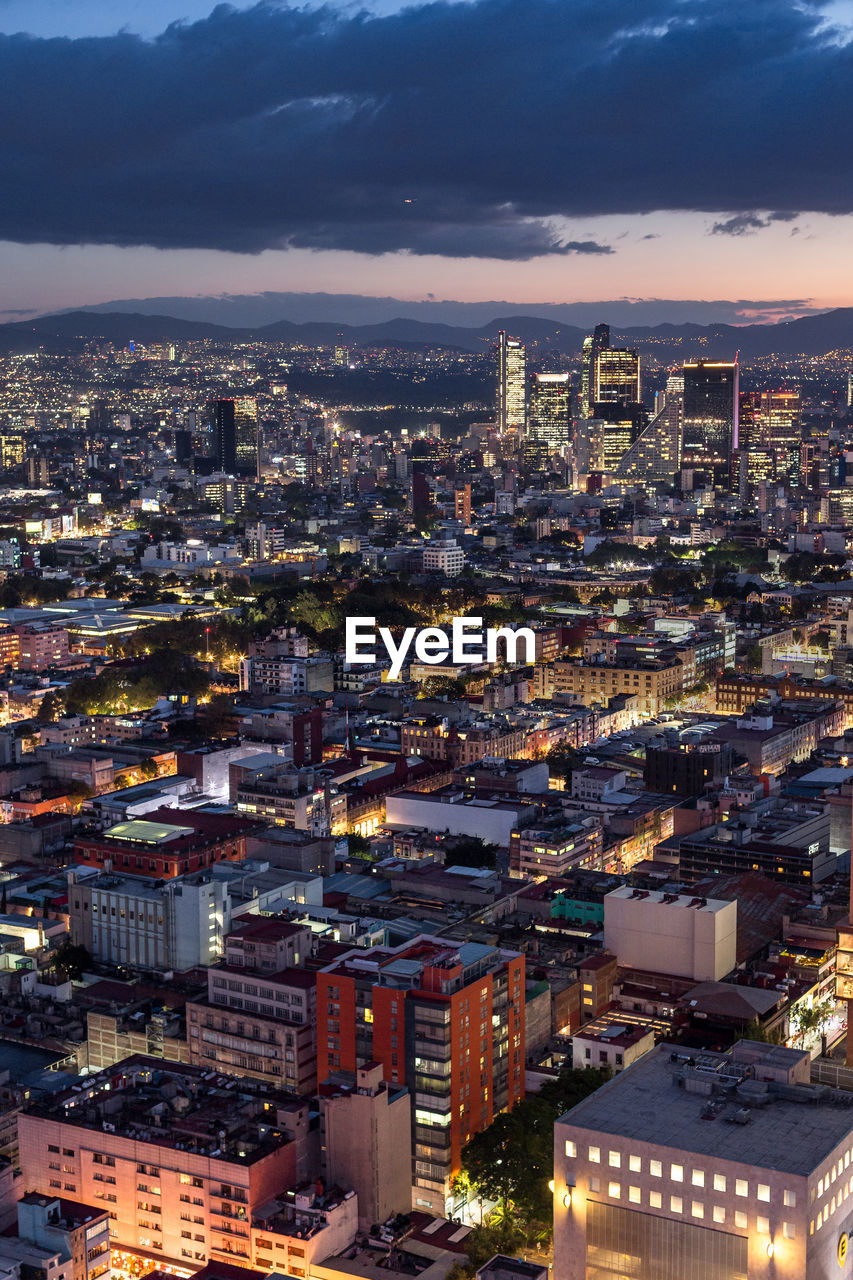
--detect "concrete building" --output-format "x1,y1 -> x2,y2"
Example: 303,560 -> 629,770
384,789 -> 529,847
18,1057 -> 315,1274
554,1039 -> 853,1280
509,818 -> 604,879
186,965 -> 317,1093
603,888 -> 738,982
571,1020 -> 656,1073
17,1196 -> 109,1280
68,869 -> 230,971
320,1062 -> 412,1232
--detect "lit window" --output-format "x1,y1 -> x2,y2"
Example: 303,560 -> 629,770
565,1140 -> 577,1158
692,1170 -> 705,1188
629,1155 -> 641,1173
589,1146 -> 601,1164
608,1182 -> 621,1199
713,1173 -> 726,1193
783,1222 -> 796,1239
757,1184 -> 770,1202
649,1191 -> 662,1209
670,1196 -> 683,1214
628,1187 -> 641,1204
671,1164 -> 684,1183
691,1202 -> 704,1219
650,1160 -> 662,1178
609,1151 -> 621,1169
783,1189 -> 796,1208
736,1179 -> 748,1197
819,1177 -> 825,1196
735,1211 -> 748,1229
757,1216 -> 770,1235
713,1206 -> 725,1224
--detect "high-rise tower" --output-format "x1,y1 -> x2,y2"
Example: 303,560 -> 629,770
495,332 -> 527,434
682,358 -> 739,484
529,372 -> 571,449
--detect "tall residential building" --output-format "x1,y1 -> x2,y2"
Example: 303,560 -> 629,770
580,323 -> 610,418
316,935 -> 525,1216
683,359 -> 739,483
554,1039 -> 853,1280
320,1062 -> 413,1232
529,372 -> 571,448
495,332 -> 526,434
234,396 -> 260,479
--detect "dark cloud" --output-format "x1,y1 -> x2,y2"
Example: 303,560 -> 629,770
0,0 -> 847,258
711,210 -> 801,236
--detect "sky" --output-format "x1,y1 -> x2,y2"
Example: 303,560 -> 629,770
2,0 -> 853,322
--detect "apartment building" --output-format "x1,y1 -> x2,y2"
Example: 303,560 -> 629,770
185,965 -> 317,1094
316,936 -> 525,1216
400,718 -> 528,766
509,817 -> 604,879
18,1057 -> 314,1274
540,656 -> 684,717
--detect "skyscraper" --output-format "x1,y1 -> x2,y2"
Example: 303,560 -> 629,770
530,372 -> 571,449
234,395 -> 260,479
614,386 -> 684,485
593,347 -> 641,408
495,332 -> 527,434
210,397 -> 236,473
682,359 -> 739,483
580,323 -> 610,418
758,389 -> 801,450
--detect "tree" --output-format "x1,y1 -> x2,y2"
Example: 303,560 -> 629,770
48,941 -> 93,980
460,1067 -> 609,1245
444,837 -> 497,870
140,758 -> 158,780
546,743 -> 583,786
36,690 -> 64,722
745,642 -> 764,673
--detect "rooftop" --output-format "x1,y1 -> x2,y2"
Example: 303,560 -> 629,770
560,1040 -> 853,1174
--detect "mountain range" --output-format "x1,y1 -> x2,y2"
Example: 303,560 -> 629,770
4,306 -> 853,360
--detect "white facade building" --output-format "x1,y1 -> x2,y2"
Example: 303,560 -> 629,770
603,887 -> 737,982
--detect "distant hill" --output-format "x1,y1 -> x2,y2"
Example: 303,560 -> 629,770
3,305 -> 853,359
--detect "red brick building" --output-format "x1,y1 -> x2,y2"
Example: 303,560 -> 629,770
73,808 -> 260,879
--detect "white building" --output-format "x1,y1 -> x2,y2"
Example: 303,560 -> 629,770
603,886 -> 737,982
68,869 -> 229,970
422,538 -> 465,576
554,1040 -> 853,1280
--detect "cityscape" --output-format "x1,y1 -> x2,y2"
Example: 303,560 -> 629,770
3,1 -> 853,1280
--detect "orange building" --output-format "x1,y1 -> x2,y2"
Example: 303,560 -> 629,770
317,935 -> 525,1216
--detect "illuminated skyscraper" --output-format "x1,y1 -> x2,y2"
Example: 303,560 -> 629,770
593,347 -> 641,408
682,359 -> 739,483
495,332 -> 526,434
234,396 -> 260,479
530,372 -> 571,448
614,388 -> 683,485
580,323 -> 610,418
758,389 -> 801,450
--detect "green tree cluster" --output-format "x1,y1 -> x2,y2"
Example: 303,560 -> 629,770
460,1067 -> 610,1248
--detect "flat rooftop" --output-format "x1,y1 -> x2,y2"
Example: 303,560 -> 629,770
559,1041 -> 853,1174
